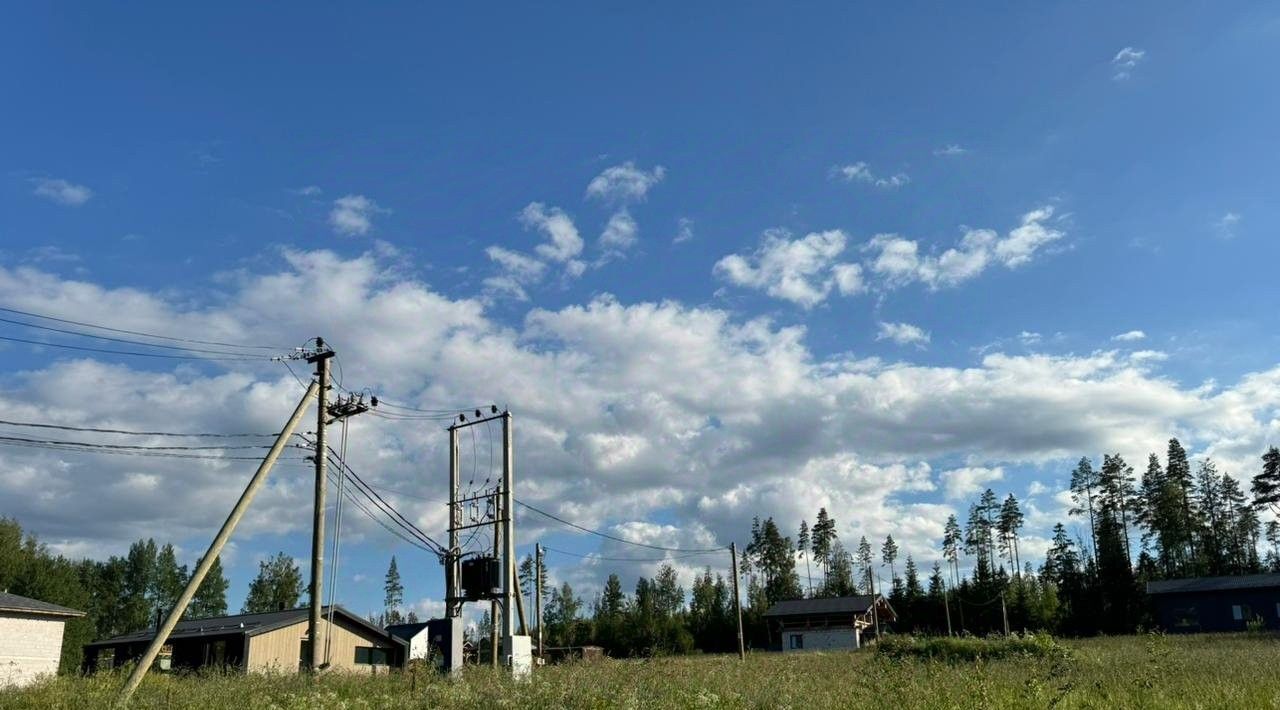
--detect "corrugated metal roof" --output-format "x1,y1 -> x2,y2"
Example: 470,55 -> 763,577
1146,573 -> 1280,595
0,591 -> 85,618
85,605 -> 405,648
763,595 -> 876,617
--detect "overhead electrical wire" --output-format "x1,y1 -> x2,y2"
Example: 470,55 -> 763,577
0,333 -> 268,361
540,544 -> 723,563
515,499 -> 728,553
0,418 -> 287,438
0,305 -> 288,350
0,315 -> 273,358
320,448 -> 447,554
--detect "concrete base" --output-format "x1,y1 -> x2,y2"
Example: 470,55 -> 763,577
438,617 -> 464,677
503,634 -> 532,678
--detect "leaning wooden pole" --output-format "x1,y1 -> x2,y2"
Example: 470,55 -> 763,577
117,381 -> 319,707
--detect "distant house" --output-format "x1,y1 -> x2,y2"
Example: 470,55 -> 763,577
1147,573 -> 1280,633
764,595 -> 896,652
0,591 -> 85,688
83,605 -> 406,674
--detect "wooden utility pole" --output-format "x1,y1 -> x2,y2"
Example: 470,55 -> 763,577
306,340 -> 334,672
731,542 -> 744,660
117,381 -> 318,707
535,543 -> 543,659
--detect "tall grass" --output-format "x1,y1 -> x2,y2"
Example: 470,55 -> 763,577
2,633 -> 1279,709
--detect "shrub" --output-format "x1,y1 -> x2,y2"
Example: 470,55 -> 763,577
876,632 -> 1072,663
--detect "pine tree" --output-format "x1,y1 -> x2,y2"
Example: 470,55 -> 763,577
856,536 -> 874,595
998,495 -> 1025,577
1069,458 -> 1100,565
242,552 -> 303,613
189,555 -> 228,619
903,556 -> 923,601
942,515 -> 962,587
824,539 -> 855,596
384,556 -> 404,624
811,508 -> 835,585
1252,446 -> 1280,516
1166,438 -> 1198,571
881,535 -> 899,586
797,520 -> 813,597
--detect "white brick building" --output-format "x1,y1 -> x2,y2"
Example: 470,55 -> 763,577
0,591 -> 85,688
764,595 -> 896,652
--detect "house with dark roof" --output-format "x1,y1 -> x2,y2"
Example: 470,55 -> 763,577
83,605 -> 407,674
0,591 -> 85,688
763,595 -> 896,652
1147,573 -> 1280,633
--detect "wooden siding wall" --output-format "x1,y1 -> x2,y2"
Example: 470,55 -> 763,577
245,617 -> 398,673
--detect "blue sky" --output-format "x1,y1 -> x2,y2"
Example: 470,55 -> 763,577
2,3 -> 1279,620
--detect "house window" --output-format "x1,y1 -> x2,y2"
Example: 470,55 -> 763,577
355,646 -> 390,665
1172,607 -> 1198,629
1232,605 -> 1243,621
789,633 -> 804,650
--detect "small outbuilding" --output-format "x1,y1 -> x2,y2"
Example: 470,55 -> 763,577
1147,573 -> 1280,633
0,591 -> 86,688
83,605 -> 406,674
764,595 -> 896,652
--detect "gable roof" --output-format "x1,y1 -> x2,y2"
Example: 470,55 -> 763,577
763,595 -> 878,617
85,605 -> 405,648
1147,573 -> 1280,595
386,621 -> 431,641
0,591 -> 85,619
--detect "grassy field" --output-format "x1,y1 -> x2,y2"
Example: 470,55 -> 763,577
4,633 -> 1279,709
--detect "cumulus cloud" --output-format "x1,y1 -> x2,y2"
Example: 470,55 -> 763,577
599,209 -> 639,256
877,321 -> 931,348
483,246 -> 547,301
31,178 -> 93,206
865,206 -> 1064,289
1112,47 -> 1146,80
329,194 -> 383,236
585,162 -> 665,204
830,162 -> 910,189
1112,330 -> 1147,342
714,229 -> 862,308
520,202 -> 584,264
4,252 -> 1280,604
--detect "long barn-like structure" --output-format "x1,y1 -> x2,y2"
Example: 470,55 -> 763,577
83,605 -> 406,674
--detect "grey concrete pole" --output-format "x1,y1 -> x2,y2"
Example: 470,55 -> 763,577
501,412 -> 517,654
307,346 -> 332,672
535,544 -> 542,658
117,381 -> 318,707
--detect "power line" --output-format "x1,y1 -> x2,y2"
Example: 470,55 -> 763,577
0,434 -> 275,452
515,499 -> 728,553
540,544 -> 723,563
0,333 -> 265,361
0,418 -> 288,438
321,449 -> 447,554
0,436 -> 308,462
0,305 -> 287,350
0,315 -> 276,358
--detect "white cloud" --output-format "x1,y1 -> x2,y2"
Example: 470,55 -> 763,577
941,467 -> 1004,501
31,178 -> 93,206
1112,330 -> 1147,342
290,186 -> 322,196
329,195 -> 383,236
585,162 -> 665,204
865,206 -> 1063,290
483,246 -> 547,301
599,209 -> 639,255
876,321 -> 931,348
521,202 -> 584,264
934,145 -> 969,157
1019,331 -> 1043,346
714,229 -> 860,308
830,162 -> 910,189
1215,212 -> 1241,240
1112,47 -> 1146,81
673,217 -> 694,245
5,253 -> 1280,594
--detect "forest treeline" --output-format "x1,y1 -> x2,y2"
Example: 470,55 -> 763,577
507,438 -> 1280,655
5,437 -> 1280,668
